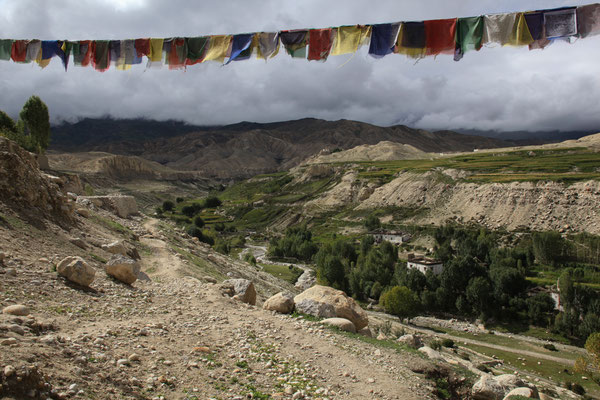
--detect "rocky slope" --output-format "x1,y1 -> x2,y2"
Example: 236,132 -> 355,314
305,141 -> 429,164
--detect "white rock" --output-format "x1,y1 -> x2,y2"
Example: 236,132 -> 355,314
220,279 -> 256,305
4,365 -> 15,377
418,346 -> 444,361
320,318 -> 357,333
102,241 -> 128,256
263,292 -> 294,314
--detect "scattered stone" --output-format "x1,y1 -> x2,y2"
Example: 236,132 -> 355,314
203,276 -> 217,284
56,256 -> 96,287
263,292 -> 294,314
4,365 -> 15,377
219,279 -> 256,305
358,326 -> 372,337
397,334 -> 423,349
1,338 -> 18,345
472,374 -> 532,400
320,317 -> 357,333
137,271 -> 151,282
77,195 -> 138,218
75,208 -> 90,218
2,304 -> 30,316
69,237 -> 88,249
5,268 -> 16,276
294,285 -> 369,330
105,255 -> 140,285
128,353 -> 140,362
418,346 -> 444,361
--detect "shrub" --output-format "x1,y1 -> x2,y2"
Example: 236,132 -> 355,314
194,216 -> 205,228
430,340 -> 442,351
441,338 -> 455,348
214,222 -> 225,232
162,200 -> 175,212
564,381 -> 585,395
214,239 -> 230,255
187,227 -> 214,245
176,197 -> 184,203
155,206 -> 163,216
182,203 -> 202,218
543,343 -> 558,352
204,196 -> 222,208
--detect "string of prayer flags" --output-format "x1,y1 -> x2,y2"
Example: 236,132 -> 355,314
0,3 -> 598,71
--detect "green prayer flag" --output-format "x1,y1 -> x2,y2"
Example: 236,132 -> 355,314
187,37 -> 208,63
0,39 -> 14,61
456,16 -> 483,54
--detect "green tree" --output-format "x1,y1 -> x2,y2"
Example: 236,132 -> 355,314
162,200 -> 175,212
0,110 -> 17,133
19,95 -> 51,154
532,231 -> 565,266
204,196 -> 222,208
466,276 -> 493,318
364,215 -> 381,231
194,216 -> 205,228
526,292 -> 555,326
585,332 -> 600,370
379,286 -> 420,319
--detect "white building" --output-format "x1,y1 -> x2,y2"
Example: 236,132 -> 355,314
407,255 -> 443,275
371,231 -> 411,245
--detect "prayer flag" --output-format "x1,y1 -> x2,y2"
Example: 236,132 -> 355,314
25,40 -> 41,62
425,19 -> 456,55
369,23 -> 400,58
149,38 -> 164,62
577,4 -> 600,38
135,38 -> 150,58
544,7 -> 578,39
110,40 -> 121,65
483,13 -> 518,45
257,32 -> 279,59
454,16 -> 483,61
186,37 -> 208,65
73,40 -> 92,67
396,22 -> 426,59
280,30 -> 308,58
92,40 -> 111,72
168,38 -> 188,69
330,25 -> 370,56
227,33 -> 254,64
308,28 -> 333,61
11,40 -> 29,62
0,39 -> 13,61
203,35 -> 232,62
524,12 -> 545,41
507,13 -> 534,46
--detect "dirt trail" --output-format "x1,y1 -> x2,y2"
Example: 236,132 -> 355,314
140,218 -> 186,279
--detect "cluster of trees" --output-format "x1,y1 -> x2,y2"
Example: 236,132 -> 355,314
0,96 -> 51,154
267,225 -> 318,262
310,224 -> 600,342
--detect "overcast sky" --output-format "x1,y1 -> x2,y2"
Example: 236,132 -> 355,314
0,0 -> 599,132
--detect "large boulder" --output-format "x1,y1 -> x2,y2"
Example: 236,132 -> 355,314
102,241 -> 128,256
220,279 -> 256,305
57,256 -> 95,287
503,387 -> 539,400
321,317 -> 356,333
263,292 -> 294,314
293,285 -> 369,330
105,255 -> 140,285
418,346 -> 444,361
472,374 -> 531,400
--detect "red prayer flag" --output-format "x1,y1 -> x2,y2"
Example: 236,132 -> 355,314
79,40 -> 92,67
135,38 -> 150,57
425,18 -> 457,56
168,38 -> 187,69
308,28 -> 333,61
11,40 -> 28,62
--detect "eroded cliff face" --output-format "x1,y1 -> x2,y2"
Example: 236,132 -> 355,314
305,170 -> 600,233
0,137 -> 74,224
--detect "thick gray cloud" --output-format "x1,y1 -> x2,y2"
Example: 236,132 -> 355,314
0,0 -> 599,132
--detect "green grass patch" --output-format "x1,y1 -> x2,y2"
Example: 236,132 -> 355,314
90,214 -> 133,236
260,263 -> 303,284
353,147 -> 600,184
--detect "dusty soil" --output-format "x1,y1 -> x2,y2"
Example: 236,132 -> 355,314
0,206 -> 440,400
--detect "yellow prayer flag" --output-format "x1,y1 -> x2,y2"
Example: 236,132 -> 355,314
36,50 -> 50,69
331,25 -> 370,56
507,13 -> 534,46
149,38 -> 164,62
204,35 -> 233,63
